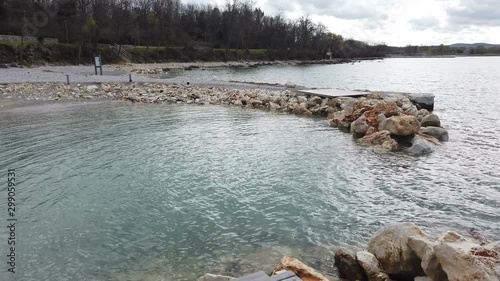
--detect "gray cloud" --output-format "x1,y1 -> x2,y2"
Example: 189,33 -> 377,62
445,0 -> 500,26
409,16 -> 440,31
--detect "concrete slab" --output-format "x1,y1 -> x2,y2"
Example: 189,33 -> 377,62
298,88 -> 367,98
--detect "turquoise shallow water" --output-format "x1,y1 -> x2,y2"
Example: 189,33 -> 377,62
1,57 -> 500,281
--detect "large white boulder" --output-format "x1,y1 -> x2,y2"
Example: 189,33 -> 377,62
434,238 -> 500,281
407,236 -> 448,281
368,223 -> 426,279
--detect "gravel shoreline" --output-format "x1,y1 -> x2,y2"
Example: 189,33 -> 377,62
1,80 -> 448,156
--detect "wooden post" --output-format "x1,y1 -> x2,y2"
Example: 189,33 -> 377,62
66,75 -> 70,85
94,54 -> 103,75
129,74 -> 132,82
99,54 -> 103,75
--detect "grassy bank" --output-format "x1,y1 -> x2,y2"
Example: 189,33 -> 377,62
126,46 -> 318,63
0,41 -> 121,65
0,41 -> 338,66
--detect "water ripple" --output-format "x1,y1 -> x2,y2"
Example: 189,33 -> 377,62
1,58 -> 500,281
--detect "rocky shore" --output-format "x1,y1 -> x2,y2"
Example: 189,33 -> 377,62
114,58 -> 353,75
198,223 -> 500,281
0,81 -> 447,156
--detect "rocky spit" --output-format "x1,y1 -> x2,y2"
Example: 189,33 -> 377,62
0,82 -> 447,156
198,223 -> 500,281
114,58 -> 352,75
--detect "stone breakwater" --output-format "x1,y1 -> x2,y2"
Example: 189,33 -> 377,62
115,58 -> 351,75
0,82 -> 447,156
198,223 -> 500,281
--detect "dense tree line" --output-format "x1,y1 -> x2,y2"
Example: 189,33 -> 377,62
0,0 -> 388,59
390,44 -> 500,56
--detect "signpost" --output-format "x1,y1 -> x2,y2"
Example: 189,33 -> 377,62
94,54 -> 103,75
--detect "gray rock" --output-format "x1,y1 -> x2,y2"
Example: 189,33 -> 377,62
420,114 -> 441,127
416,109 -> 429,121
408,93 -> 434,111
368,223 -> 426,280
307,96 -> 323,107
421,126 -> 449,142
251,99 -> 263,107
378,116 -> 420,136
293,103 -> 312,115
407,236 -> 448,281
334,249 -> 366,281
126,94 -> 140,102
351,114 -> 370,138
197,273 -> 234,281
404,105 -> 418,116
285,81 -> 296,88
356,251 -> 392,281
408,135 -> 434,156
342,98 -> 357,110
268,102 -> 280,110
297,96 -> 307,103
402,102 -> 413,111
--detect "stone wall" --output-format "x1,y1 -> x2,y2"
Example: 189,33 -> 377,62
0,35 -> 58,44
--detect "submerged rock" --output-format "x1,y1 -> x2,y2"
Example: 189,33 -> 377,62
378,116 -> 420,136
408,93 -> 434,111
272,257 -> 329,281
197,273 -> 234,281
367,223 -> 426,280
421,127 -> 449,142
355,251 -> 392,281
408,135 -> 435,156
334,249 -> 366,281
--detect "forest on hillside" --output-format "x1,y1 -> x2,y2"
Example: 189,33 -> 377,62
0,0 -> 389,60
0,0 -> 498,63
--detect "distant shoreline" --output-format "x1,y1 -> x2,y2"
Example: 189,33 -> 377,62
387,54 -> 500,58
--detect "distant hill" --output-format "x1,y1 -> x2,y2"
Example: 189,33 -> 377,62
449,43 -> 500,49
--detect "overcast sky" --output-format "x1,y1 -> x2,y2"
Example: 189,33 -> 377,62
183,0 -> 500,46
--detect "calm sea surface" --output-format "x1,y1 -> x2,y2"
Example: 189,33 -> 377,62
1,57 -> 499,281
